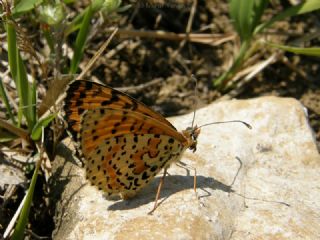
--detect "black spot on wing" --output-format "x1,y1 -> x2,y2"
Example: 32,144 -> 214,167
142,172 -> 149,180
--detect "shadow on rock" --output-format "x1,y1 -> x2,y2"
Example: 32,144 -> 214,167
107,174 -> 233,211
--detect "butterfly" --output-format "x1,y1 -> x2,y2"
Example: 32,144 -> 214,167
63,80 -> 250,212
63,80 -> 201,210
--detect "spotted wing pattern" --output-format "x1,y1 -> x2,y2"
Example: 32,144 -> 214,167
63,80 -> 176,141
63,80 -> 194,197
79,108 -> 187,197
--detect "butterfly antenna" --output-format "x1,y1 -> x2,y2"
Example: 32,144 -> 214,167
191,74 -> 198,128
199,120 -> 252,129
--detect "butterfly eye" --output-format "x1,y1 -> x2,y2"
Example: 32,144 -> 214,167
190,127 -> 200,141
189,140 -> 197,152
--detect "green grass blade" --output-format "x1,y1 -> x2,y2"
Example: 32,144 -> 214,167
252,0 -> 268,29
239,0 -> 254,40
17,53 -> 35,131
7,22 -> 18,84
229,0 -> 255,41
7,21 -> 35,130
69,6 -> 95,74
6,18 -> 37,130
16,54 -> 29,115
31,114 -> 55,141
29,79 -> 37,128
255,0 -> 320,35
65,10 -> 86,37
67,0 -> 119,70
11,159 -> 40,240
229,0 -> 240,34
230,0 -> 268,41
213,40 -> 250,88
267,42 -> 320,56
65,1 -> 110,36
0,78 -> 16,124
6,21 -> 22,126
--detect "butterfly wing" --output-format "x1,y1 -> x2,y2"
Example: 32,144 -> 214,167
63,80 -> 176,141
79,108 -> 187,197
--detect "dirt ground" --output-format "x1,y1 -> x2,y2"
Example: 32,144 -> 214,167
78,1 -> 320,140
1,0 -> 320,238
79,1 -> 320,127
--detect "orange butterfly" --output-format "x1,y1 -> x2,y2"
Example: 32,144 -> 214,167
63,80 -> 250,213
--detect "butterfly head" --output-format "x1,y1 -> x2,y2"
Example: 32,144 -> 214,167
182,126 -> 201,152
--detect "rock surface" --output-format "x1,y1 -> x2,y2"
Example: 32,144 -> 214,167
52,96 -> 320,240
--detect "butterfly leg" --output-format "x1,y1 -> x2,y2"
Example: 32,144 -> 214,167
148,167 -> 168,215
176,161 -> 198,199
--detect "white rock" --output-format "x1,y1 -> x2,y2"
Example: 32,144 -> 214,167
52,96 -> 320,240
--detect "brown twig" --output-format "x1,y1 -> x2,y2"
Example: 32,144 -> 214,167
116,78 -> 163,93
172,0 -> 198,59
0,119 -> 30,142
77,28 -> 119,80
281,55 -> 308,81
106,28 -> 235,46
